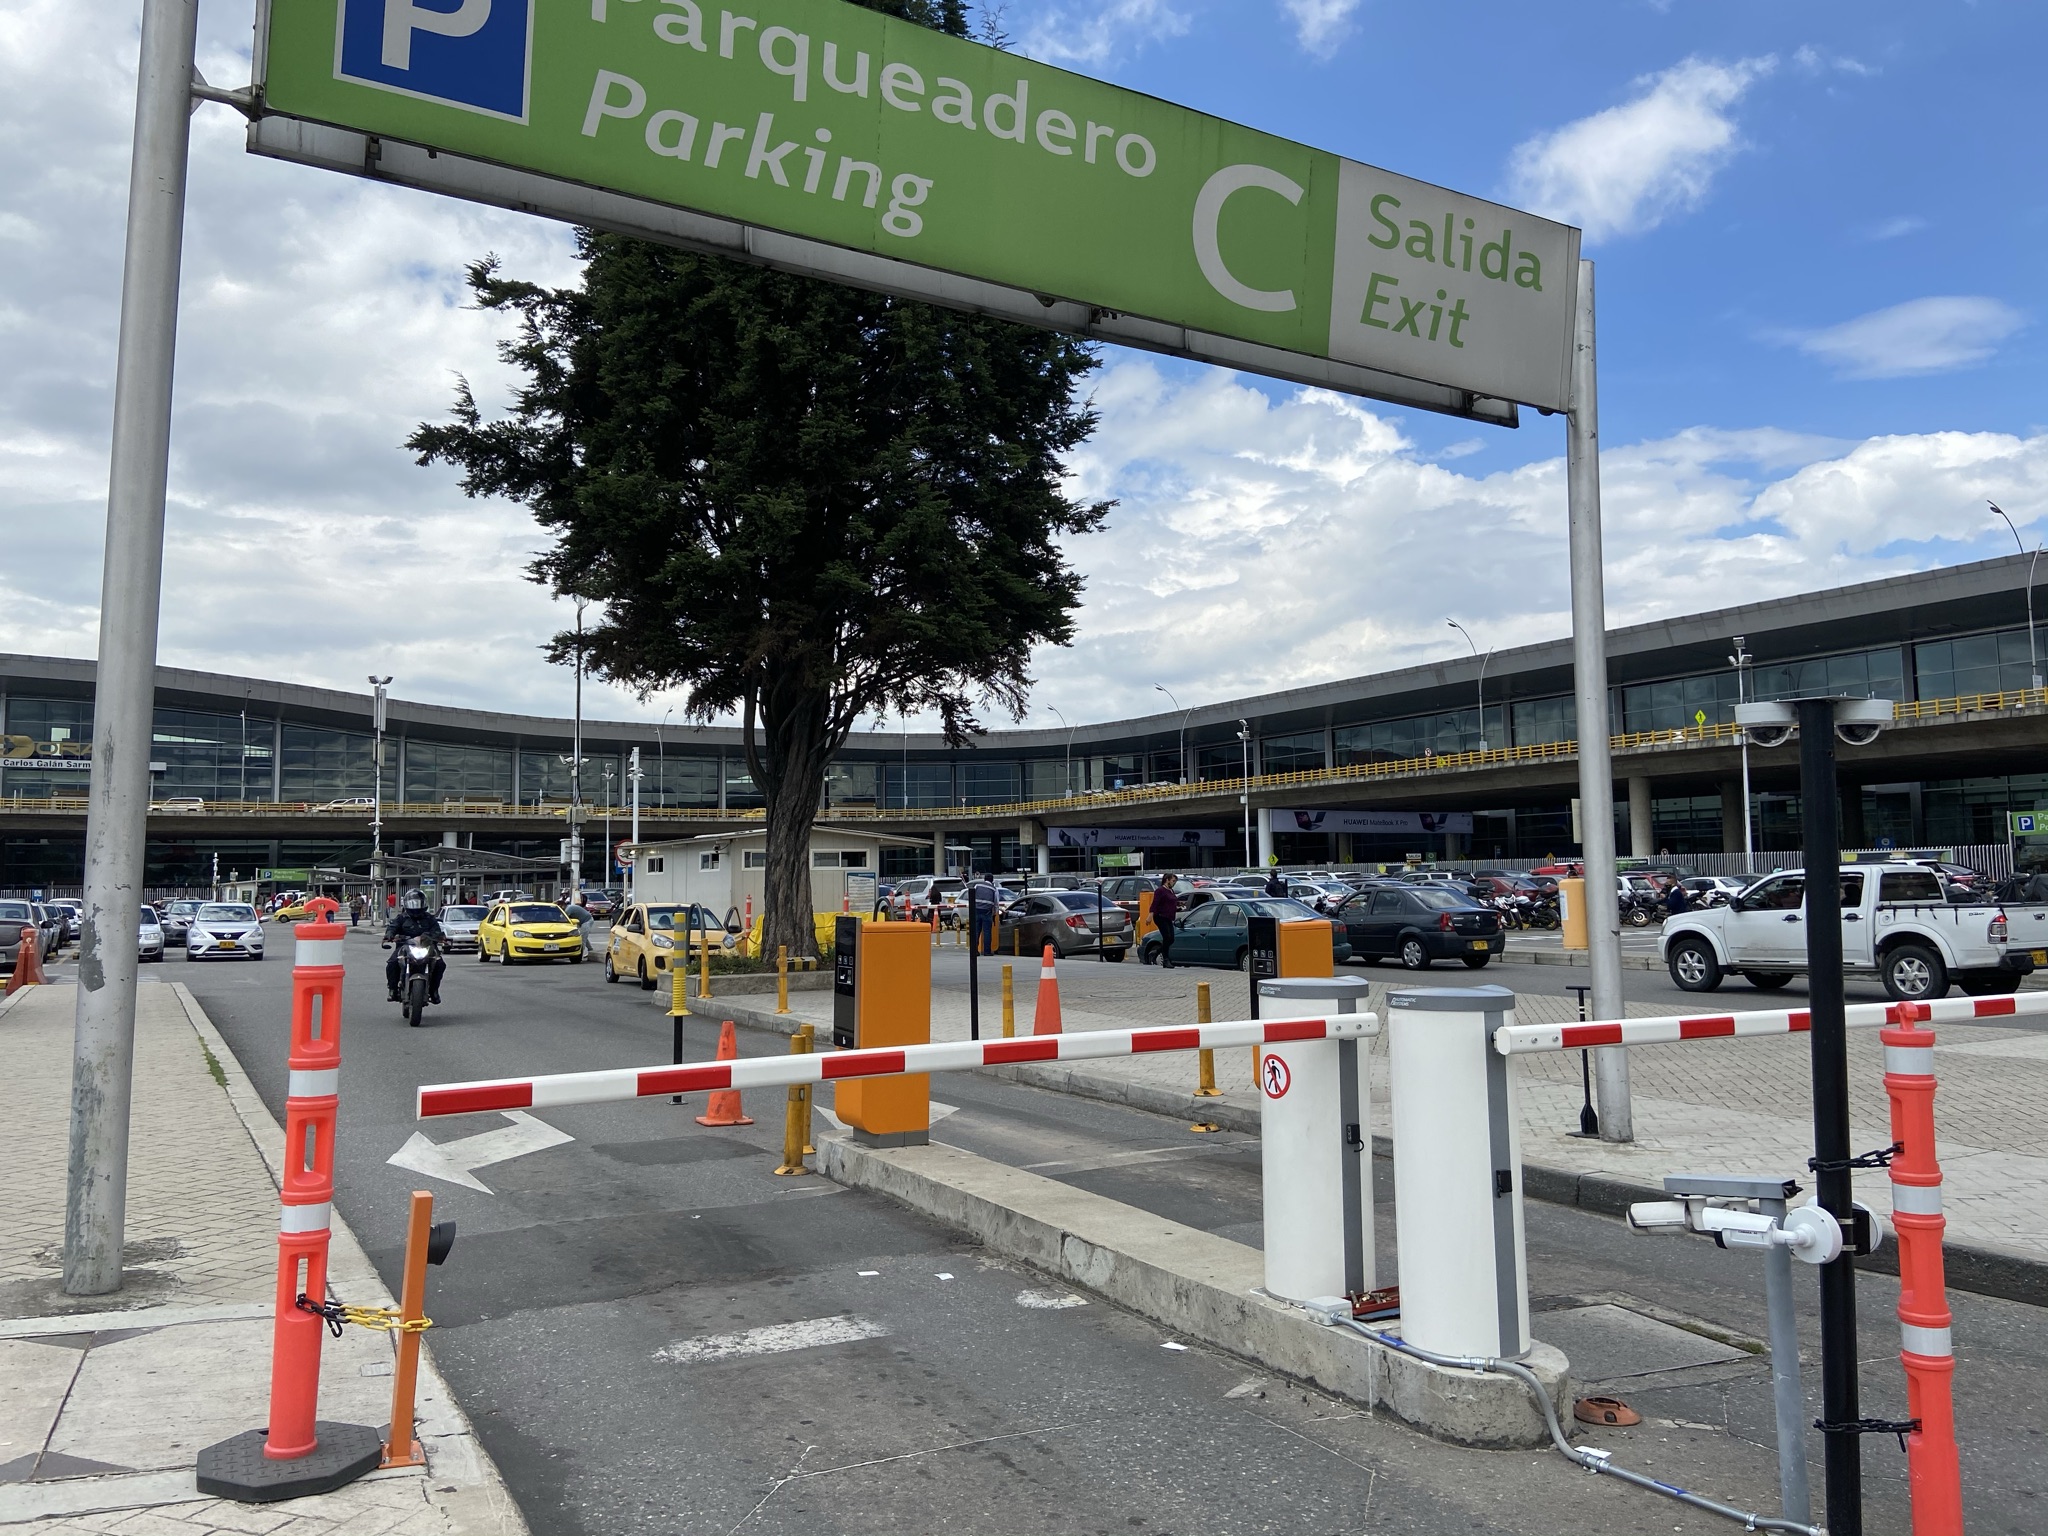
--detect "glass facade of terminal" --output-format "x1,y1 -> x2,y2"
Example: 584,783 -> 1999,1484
4,615 -> 2043,887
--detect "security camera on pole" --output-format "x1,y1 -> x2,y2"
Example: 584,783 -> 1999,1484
1733,693 -> 1895,1536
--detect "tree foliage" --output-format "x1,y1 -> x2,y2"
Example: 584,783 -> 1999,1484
408,0 -> 1108,955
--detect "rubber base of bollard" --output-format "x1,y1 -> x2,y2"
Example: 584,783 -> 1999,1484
196,1422 -> 384,1503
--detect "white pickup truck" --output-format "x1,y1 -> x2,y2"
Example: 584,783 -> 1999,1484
1661,863 -> 2035,1001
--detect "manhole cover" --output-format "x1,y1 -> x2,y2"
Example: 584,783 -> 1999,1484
1535,1303 -> 1747,1381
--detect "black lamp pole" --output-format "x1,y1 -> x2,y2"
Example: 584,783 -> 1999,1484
1797,697 -> 1860,1534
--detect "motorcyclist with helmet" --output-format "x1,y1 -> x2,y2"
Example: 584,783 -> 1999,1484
384,888 -> 447,1005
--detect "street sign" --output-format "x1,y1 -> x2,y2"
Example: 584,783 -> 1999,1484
615,839 -> 635,868
252,0 -> 1579,419
2012,812 -> 2045,835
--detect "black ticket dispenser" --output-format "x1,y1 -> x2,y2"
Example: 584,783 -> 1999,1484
832,915 -> 860,1048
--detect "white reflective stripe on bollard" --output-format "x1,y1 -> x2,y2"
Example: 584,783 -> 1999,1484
279,1201 -> 332,1234
1899,1322 -> 1952,1358
1884,1044 -> 1935,1075
287,1069 -> 339,1098
294,938 -> 346,967
1890,1183 -> 1943,1216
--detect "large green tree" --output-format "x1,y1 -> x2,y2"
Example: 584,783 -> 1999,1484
409,1 -> 1107,959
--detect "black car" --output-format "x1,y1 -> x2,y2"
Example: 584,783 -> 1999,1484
1331,885 -> 1503,970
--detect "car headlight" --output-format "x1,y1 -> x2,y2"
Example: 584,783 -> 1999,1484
512,929 -> 534,939
651,935 -> 673,949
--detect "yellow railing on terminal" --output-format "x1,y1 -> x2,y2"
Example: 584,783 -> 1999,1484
1,687 -> 2039,825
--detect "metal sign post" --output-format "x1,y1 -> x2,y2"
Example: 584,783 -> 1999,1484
1564,259 -> 1629,1143
63,0 -> 200,1298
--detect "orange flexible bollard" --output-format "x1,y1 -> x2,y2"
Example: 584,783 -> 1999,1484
380,1191 -> 436,1468
1031,943 -> 1063,1035
199,898 -> 383,1501
1882,1001 -> 1964,1536
696,1020 -> 755,1126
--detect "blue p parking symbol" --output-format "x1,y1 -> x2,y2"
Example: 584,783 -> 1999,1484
337,0 -> 533,123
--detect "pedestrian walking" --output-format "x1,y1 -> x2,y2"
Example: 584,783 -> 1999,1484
1152,873 -> 1180,969
1264,868 -> 1287,898
967,871 -> 1000,954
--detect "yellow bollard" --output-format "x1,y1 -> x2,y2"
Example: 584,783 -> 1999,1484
776,944 -> 790,1015
1194,981 -> 1221,1099
798,1024 -> 816,1155
1191,980 -> 1221,1131
700,933 -> 712,1000
669,959 -> 689,1017
1001,963 -> 1015,1039
774,1028 -> 812,1176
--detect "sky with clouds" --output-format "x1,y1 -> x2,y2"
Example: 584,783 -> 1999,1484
3,0 -> 2045,733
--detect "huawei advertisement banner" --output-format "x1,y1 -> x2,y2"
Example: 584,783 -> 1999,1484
1281,809 -> 1474,836
1049,827 -> 1227,850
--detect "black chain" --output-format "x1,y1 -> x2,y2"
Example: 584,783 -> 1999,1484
296,1292 -> 348,1338
1815,1416 -> 1920,1452
1808,1142 -> 1902,1175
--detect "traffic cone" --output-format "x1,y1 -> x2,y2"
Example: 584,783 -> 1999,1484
695,1020 -> 754,1126
5,931 -> 46,994
1031,943 -> 1062,1036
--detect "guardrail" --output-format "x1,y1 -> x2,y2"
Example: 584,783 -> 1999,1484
1,686 -> 2040,827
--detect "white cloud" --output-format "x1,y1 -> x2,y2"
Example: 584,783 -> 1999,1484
1021,362 -> 2048,723
1505,56 -> 1774,239
1014,0 -> 1188,67
1865,215 -> 1926,242
1790,297 -> 2026,380
1281,0 -> 1360,57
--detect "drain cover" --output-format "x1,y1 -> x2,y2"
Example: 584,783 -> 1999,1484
1536,1304 -> 1747,1382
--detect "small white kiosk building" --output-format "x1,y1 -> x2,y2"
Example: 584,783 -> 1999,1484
627,826 -> 922,916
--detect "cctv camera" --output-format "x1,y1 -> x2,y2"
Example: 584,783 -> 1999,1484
1832,697 -> 1893,747
1734,701 -> 1796,748
1626,1200 -> 1692,1234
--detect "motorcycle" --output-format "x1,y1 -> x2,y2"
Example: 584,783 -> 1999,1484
1621,891 -> 1663,928
392,936 -> 440,1028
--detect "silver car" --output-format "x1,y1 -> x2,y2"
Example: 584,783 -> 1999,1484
437,904 -> 487,954
161,899 -> 202,945
186,902 -> 265,962
138,905 -> 165,964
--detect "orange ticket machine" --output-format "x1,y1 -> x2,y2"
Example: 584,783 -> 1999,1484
831,916 -> 931,1147
1247,914 -> 1335,1015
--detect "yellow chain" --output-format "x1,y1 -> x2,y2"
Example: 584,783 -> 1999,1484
336,1304 -> 434,1334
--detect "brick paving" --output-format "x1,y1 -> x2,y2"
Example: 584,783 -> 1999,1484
0,982 -> 523,1536
760,945 -> 2048,1264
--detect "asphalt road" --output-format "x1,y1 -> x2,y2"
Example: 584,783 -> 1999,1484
178,928 -> 2045,1536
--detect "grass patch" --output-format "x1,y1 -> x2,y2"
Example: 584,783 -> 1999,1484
200,1041 -> 228,1091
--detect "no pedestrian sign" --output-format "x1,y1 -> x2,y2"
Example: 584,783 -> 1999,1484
256,0 -> 1580,414
1261,1054 -> 1291,1100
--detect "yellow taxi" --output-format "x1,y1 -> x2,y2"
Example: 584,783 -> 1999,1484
272,895 -> 316,923
477,900 -> 586,965
605,903 -> 728,989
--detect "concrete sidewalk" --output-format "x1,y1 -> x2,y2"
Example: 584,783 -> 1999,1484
0,980 -> 525,1536
700,953 -> 2048,1293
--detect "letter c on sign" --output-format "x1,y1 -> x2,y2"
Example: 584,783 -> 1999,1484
1192,164 -> 1304,314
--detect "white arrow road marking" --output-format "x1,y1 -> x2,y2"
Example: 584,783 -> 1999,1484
812,1100 -> 956,1134
386,1110 -> 573,1193
652,1315 -> 886,1364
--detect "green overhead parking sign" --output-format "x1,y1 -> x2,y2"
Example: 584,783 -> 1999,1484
251,0 -> 1579,421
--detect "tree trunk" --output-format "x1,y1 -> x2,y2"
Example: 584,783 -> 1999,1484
752,685 -> 838,963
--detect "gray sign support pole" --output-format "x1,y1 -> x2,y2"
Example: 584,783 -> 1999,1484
1564,259 -> 1631,1142
63,0 -> 200,1297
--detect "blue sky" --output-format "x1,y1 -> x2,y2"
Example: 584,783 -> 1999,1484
1,1 -> 2044,728
1048,0 -> 2043,463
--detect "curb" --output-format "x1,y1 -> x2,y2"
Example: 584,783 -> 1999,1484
168,983 -> 531,1536
1496,947 -> 1661,971
704,996 -> 2048,1311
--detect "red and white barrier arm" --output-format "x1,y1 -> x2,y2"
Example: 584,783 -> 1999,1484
418,1013 -> 1378,1119
1494,989 -> 2048,1056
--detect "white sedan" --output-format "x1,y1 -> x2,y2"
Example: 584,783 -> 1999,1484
185,902 -> 266,961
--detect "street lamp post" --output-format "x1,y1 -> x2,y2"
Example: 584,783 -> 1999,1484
627,746 -> 641,902
1237,719 -> 1253,873
657,706 -> 673,809
1988,502 -> 2043,691
1735,694 -> 1894,1536
602,762 -> 615,892
1730,636 -> 1754,864
1154,685 -> 1194,783
369,676 -> 392,913
1446,619 -> 1493,751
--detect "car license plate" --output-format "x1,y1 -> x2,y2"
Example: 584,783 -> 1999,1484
218,941 -> 237,949
545,941 -> 560,951
1469,940 -> 1489,951
2032,949 -> 2045,964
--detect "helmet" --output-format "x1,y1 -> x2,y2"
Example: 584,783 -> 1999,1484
401,889 -> 427,912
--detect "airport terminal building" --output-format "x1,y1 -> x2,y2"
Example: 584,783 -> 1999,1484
4,555 -> 2046,892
